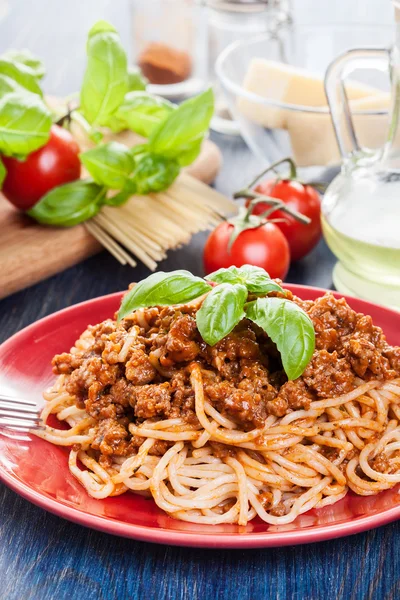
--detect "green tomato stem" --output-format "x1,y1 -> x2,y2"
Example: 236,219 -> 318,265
245,157 -> 298,190
233,191 -> 311,225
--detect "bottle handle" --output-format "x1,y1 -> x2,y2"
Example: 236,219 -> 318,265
324,48 -> 390,160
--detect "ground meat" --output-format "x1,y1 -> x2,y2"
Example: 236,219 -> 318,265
134,382 -> 171,419
109,379 -> 135,408
370,453 -> 390,474
278,380 -> 313,410
91,418 -> 131,456
85,383 -> 120,419
207,323 -> 261,379
125,347 -> 157,385
163,314 -> 200,364
56,290 -> 400,470
205,380 -> 267,429
384,345 -> 400,373
238,359 -> 277,401
52,352 -> 83,375
307,294 -> 357,344
149,440 -> 171,456
302,350 -> 354,398
65,357 -> 120,400
169,371 -> 197,423
209,442 -> 237,459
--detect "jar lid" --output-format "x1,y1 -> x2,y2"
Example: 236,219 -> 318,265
206,0 -> 273,13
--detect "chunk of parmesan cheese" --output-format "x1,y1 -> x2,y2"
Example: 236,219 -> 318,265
287,94 -> 392,167
238,58 -> 384,130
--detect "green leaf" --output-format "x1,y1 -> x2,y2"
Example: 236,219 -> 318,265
80,20 -> 128,126
0,74 -> 25,96
128,66 -> 148,91
0,157 -> 6,187
0,91 -> 52,157
87,20 -> 117,37
80,142 -> 135,189
149,88 -> 214,162
246,297 -> 315,380
206,265 -> 284,295
103,114 -> 127,133
175,137 -> 203,167
28,180 -> 106,227
117,91 -> 175,138
103,187 -> 133,207
117,270 -> 211,320
196,283 -> 248,347
0,59 -> 43,96
2,49 -> 45,79
133,152 -> 180,194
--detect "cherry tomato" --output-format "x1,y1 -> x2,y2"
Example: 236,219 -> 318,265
250,179 -> 321,261
2,125 -> 81,210
203,221 -> 290,280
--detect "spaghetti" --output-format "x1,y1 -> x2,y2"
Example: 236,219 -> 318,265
35,288 -> 400,526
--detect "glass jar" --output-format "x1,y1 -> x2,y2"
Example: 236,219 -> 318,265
130,0 -> 208,99
321,4 -> 400,309
206,0 -> 291,133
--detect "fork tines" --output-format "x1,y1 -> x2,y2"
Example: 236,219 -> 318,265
0,395 -> 42,432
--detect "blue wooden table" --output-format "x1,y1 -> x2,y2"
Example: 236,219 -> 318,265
0,1 -> 399,598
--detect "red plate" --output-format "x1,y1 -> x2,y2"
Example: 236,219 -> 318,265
1,285 -> 400,548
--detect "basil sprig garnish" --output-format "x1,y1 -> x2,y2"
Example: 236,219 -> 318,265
0,20 -> 214,225
117,266 -> 315,380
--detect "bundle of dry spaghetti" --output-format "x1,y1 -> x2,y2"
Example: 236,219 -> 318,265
85,173 -> 236,271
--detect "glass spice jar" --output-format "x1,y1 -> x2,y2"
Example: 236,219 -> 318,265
206,0 -> 291,133
130,0 -> 208,99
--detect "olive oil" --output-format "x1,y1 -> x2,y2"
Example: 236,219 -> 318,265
321,173 -> 400,309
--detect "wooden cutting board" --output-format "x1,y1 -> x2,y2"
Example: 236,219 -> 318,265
0,137 -> 222,300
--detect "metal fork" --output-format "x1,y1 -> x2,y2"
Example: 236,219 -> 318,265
0,394 -> 42,432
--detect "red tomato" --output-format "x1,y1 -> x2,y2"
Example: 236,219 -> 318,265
203,221 -> 290,280
251,179 -> 322,261
2,125 -> 81,210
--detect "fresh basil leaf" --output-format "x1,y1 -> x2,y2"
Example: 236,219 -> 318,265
206,265 -> 284,295
103,187 -> 133,206
2,49 -> 45,79
0,157 -> 6,187
0,59 -> 43,96
175,136 -> 203,167
80,142 -> 135,189
116,92 -> 175,138
205,266 -> 244,286
80,20 -> 128,127
133,152 -> 180,194
103,114 -> 127,133
0,91 -> 52,157
117,270 -> 211,320
246,297 -> 315,380
149,88 -> 214,161
196,283 -> 247,347
28,180 -> 106,227
0,74 -> 25,95
128,66 -> 148,91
